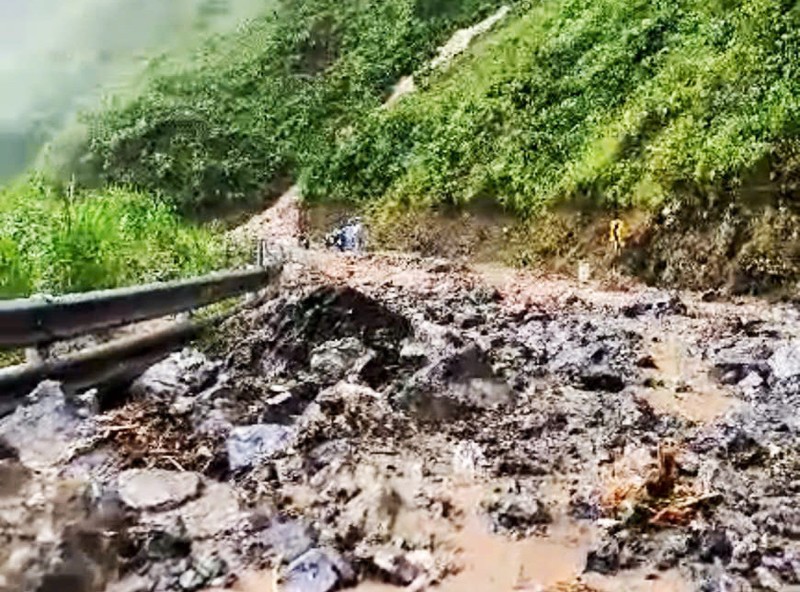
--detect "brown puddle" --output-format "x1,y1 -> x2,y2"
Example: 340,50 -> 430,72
353,483 -> 690,592
210,479 -> 692,592
641,336 -> 737,423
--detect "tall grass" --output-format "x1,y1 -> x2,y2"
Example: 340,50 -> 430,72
0,178 -> 244,299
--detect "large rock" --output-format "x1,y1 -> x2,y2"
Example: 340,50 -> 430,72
0,381 -> 89,468
309,337 -> 369,385
399,344 -> 514,421
118,469 -> 201,511
283,548 -> 354,592
171,482 -> 241,539
769,341 -> 800,381
227,424 -> 294,471
131,349 -> 219,400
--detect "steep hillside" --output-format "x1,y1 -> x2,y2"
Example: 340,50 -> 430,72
70,0 -> 509,213
299,0 -> 800,290
306,0 -> 800,212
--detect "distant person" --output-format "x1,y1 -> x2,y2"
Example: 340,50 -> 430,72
326,218 -> 366,253
609,218 -> 626,255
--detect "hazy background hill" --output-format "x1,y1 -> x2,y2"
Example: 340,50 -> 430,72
0,0 -> 269,180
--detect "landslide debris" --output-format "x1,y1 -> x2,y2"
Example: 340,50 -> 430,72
3,252 -> 800,591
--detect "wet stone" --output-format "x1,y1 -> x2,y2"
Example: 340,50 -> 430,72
483,490 -> 552,537
227,424 -> 294,471
282,548 -> 354,592
118,469 -> 202,511
585,538 -> 621,575
255,517 -> 316,563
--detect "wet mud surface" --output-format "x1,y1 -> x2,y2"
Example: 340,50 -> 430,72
3,248 -> 800,591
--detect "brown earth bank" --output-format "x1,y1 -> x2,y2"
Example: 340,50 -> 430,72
3,226 -> 800,591
346,196 -> 800,298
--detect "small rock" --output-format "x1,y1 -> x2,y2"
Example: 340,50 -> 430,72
655,534 -> 689,570
144,518 -> 192,560
170,397 -> 195,416
399,340 -> 428,364
255,517 -> 316,563
756,566 -> 784,591
227,424 -> 294,471
283,548 -> 354,592
700,529 -> 733,564
179,569 -> 205,591
452,441 -> 485,477
118,469 -> 201,511
483,490 -> 552,536
586,539 -> 621,575
373,548 -> 429,586
131,349 -> 219,400
739,371 -> 764,390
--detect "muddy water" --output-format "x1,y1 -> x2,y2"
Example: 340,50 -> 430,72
641,335 -> 737,423
353,481 -> 689,592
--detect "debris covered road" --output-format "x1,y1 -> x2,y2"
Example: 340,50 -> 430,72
3,236 -> 800,592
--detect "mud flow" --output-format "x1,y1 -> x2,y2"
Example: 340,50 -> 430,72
3,236 -> 800,592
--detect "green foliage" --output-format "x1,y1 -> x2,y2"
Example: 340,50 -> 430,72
77,0 -> 508,212
0,178 -> 244,299
303,0 -> 800,214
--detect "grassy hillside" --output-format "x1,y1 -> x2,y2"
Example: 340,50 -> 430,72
71,0 -> 509,212
0,179 -> 242,299
302,0 -> 800,215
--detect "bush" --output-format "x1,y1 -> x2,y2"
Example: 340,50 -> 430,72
0,178 -> 244,299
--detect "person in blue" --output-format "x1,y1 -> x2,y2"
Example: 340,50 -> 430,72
326,218 -> 365,253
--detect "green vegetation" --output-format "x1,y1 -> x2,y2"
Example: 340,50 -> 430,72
0,179 -> 243,299
8,0 -> 800,298
303,0 -> 800,214
73,0 -> 509,212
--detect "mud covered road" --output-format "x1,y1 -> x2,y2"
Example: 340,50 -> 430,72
3,238 -> 800,592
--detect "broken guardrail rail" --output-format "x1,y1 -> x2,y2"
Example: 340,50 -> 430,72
0,254 -> 281,411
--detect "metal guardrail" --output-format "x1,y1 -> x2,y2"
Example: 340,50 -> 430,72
0,264 -> 281,349
0,255 -> 282,411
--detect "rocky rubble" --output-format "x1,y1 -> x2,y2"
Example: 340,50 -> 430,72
3,253 -> 800,591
